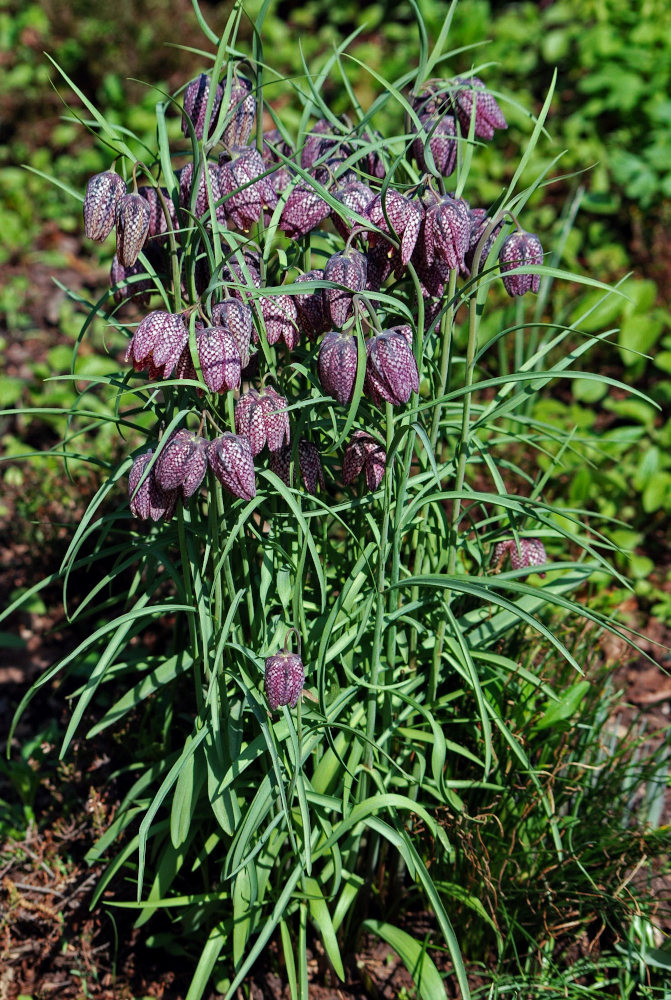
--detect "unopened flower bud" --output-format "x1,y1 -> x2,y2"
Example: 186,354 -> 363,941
84,170 -> 126,242
342,431 -> 386,491
208,433 -> 256,500
264,650 -> 305,710
499,231 -> 543,296
116,193 -> 151,267
318,330 -> 359,405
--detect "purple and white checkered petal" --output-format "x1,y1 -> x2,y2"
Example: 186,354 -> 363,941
207,433 -> 256,501
279,184 -> 330,239
332,180 -> 375,240
324,249 -> 367,328
413,114 -> 458,177
294,270 -> 328,339
138,185 -> 177,239
298,440 -> 325,494
196,327 -> 242,393
235,391 -> 266,456
154,430 -> 202,494
453,76 -> 507,140
222,73 -> 256,147
84,170 -> 126,242
116,193 -> 151,267
128,450 -> 177,521
499,231 -> 544,296
366,330 -> 419,406
182,73 -> 224,140
261,387 -> 290,452
260,294 -> 299,350
181,441 -> 209,499
318,330 -> 359,405
149,313 -> 189,377
343,431 -> 386,491
264,652 -> 305,710
430,196 -> 471,271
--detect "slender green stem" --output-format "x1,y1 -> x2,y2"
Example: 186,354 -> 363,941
178,506 -> 204,716
430,268 -> 459,448
448,290 -> 480,577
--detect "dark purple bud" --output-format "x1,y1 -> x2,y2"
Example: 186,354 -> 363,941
208,433 -> 256,501
452,76 -> 507,140
323,248 -> 367,328
262,128 -> 294,195
178,162 -> 226,226
493,538 -> 547,577
367,190 -> 423,268
235,385 -> 290,455
154,430 -> 208,500
270,440 -> 325,494
365,327 -> 419,407
219,145 -> 277,231
196,326 -> 242,393
264,651 -> 305,710
124,310 -> 189,378
116,193 -> 151,267
84,170 -> 126,242
412,113 -> 457,177
211,299 -> 253,368
222,67 -> 256,147
182,73 -> 224,140
294,270 -> 329,340
342,430 -> 386,491
423,193 -> 471,271
257,293 -> 300,351
499,231 -> 544,296
110,255 -> 153,307
318,330 -> 359,405
128,450 -> 178,521
279,182 -> 331,239
332,179 -> 375,241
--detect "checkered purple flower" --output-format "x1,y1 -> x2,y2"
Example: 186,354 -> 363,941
154,430 -> 209,500
324,248 -> 367,328
367,190 -> 424,268
412,113 -> 458,178
262,128 -> 294,196
219,145 -> 277,231
318,330 -> 359,405
128,450 -> 178,522
115,193 -> 151,267
279,181 -> 331,239
211,299 -> 253,368
365,327 -> 419,407
294,270 -> 329,340
342,431 -> 386,491
331,179 -> 375,241
235,386 -> 290,455
451,76 -> 507,140
270,440 -> 325,494
138,185 -> 177,240
422,192 -> 471,271
178,162 -> 227,226
493,538 -> 548,577
257,293 -> 300,351
124,309 -> 189,379
264,651 -> 305,711
463,208 -> 503,276
84,170 -> 126,243
182,73 -> 224,140
208,433 -> 256,501
499,231 -> 544,296
222,67 -> 256,147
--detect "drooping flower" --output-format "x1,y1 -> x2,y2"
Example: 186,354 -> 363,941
294,270 -> 329,340
422,192 -> 471,271
84,170 -> 126,243
279,181 -> 331,239
178,161 -> 227,226
182,73 -> 224,140
115,193 -> 151,267
270,440 -> 325,494
257,293 -> 300,351
463,208 -> 503,276
365,327 -> 419,407
412,113 -> 458,177
300,118 -> 350,170
208,433 -> 256,500
211,299 -> 254,368
499,231 -> 544,296
235,385 -> 290,455
331,179 -> 375,241
175,326 -> 241,394
154,430 -> 209,500
219,145 -> 277,231
367,190 -> 424,268
323,248 -> 367,327
262,128 -> 294,196
451,76 -> 507,140
356,128 -> 387,179
124,310 -> 189,379
342,431 -> 386,491
221,66 -> 256,147
264,650 -> 305,710
318,330 -> 359,405
128,450 -> 178,522
110,255 -> 154,307
493,537 -> 547,577
138,185 -> 178,240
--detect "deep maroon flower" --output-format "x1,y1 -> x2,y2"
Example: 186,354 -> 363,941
222,66 -> 256,147
367,190 -> 423,268
463,208 -> 503,276
422,192 -> 471,271
318,330 -> 359,405
342,431 -> 386,491
264,651 -> 305,710
270,440 -> 325,494
235,385 -> 290,455
493,537 -> 547,577
451,76 -> 507,140
331,179 -> 375,241
220,251 -> 263,299
257,293 -> 300,351
219,145 -> 277,231
154,430 -> 209,500
178,161 -> 227,226
128,450 -> 178,521
194,326 -> 242,393
365,327 -> 419,407
499,231 -> 543,296
84,170 -> 126,242
211,299 -> 253,368
323,248 -> 367,328
294,270 -> 328,340
182,73 -> 224,140
300,118 -> 351,170
208,433 -> 256,500
138,185 -> 177,239
412,113 -> 458,177
279,181 -> 331,239
262,128 -> 294,195
115,193 -> 151,267
124,310 -> 188,379
412,237 -> 450,299
110,255 -> 153,307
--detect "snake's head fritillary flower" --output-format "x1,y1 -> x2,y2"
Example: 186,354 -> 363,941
182,72 -> 224,140
499,231 -> 544,296
294,270 -> 329,340
211,299 -> 253,369
365,327 -> 419,407
84,170 -> 126,243
451,76 -> 507,140
270,440 -> 325,495
463,208 -> 503,276
178,162 -> 227,226
115,193 -> 151,267
493,538 -> 547,577
323,248 -> 367,328
422,192 -> 471,271
124,310 -> 189,379
154,430 -> 209,500
194,326 -> 242,394
222,65 -> 256,147
262,128 -> 294,196
412,113 -> 458,178
279,181 -> 331,239
138,185 -> 177,240
264,651 -> 305,710
331,179 -> 375,241
208,433 -> 256,501
219,145 -> 277,231
235,386 -> 290,456
367,190 -> 423,268
257,293 -> 300,351
318,330 -> 359,405
128,450 -> 178,522
342,431 -> 386,491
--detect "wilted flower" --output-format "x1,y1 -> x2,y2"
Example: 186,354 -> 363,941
367,190 -> 424,268
154,430 -> 209,499
219,145 -> 277,230
412,113 -> 458,177
279,181 -> 331,239
128,450 -> 178,522
222,66 -> 256,147
318,330 -> 359,405
342,431 -> 386,491
182,73 -> 224,140
257,293 -> 300,351
294,270 -> 329,340
365,327 -> 419,407
323,248 -> 367,327
211,299 -> 253,368
422,192 -> 471,271
451,76 -> 507,140
493,537 -> 547,577
124,310 -> 188,379
264,650 -> 305,710
499,231 -> 544,296
84,170 -> 126,243
115,193 -> 151,267
208,433 -> 256,500
235,385 -> 290,455
270,440 -> 325,494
